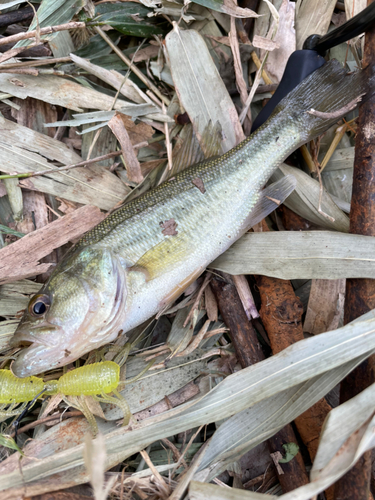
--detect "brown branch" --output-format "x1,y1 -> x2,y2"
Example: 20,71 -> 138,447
0,56 -> 71,69
210,275 -> 310,493
9,411 -> 83,438
307,95 -> 364,119
0,21 -> 86,47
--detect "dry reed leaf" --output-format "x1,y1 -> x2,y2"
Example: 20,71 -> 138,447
0,73 -> 130,112
83,433 -> 117,500
295,0 -> 337,50
252,34 -> 280,51
304,279 -> 345,335
70,53 -> 147,105
108,113 -> 144,184
271,164 -> 349,232
0,205 -> 105,285
166,23 -> 244,153
263,0 -> 296,83
211,231 -> 375,280
0,117 -> 129,210
0,280 -> 40,316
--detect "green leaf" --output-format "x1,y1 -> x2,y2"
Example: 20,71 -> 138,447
0,224 -> 24,238
279,442 -> 299,463
0,435 -> 24,456
89,3 -> 165,38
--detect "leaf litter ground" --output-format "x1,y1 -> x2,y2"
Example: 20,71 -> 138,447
0,0 -> 373,499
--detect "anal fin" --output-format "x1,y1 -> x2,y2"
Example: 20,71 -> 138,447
241,175 -> 297,231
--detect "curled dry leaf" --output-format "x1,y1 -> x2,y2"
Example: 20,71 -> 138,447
108,112 -> 144,184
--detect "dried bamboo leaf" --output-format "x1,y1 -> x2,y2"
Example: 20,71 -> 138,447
0,117 -> 129,210
2,179 -> 22,221
44,105 -> 166,130
49,31 -> 75,58
165,24 -> 244,153
1,308 -> 375,493
0,73 -> 130,112
211,231 -> 375,280
0,280 -> 40,316
263,0 -> 296,83
0,320 -> 18,350
295,0 -> 337,49
195,354 -> 367,480
344,0 -> 367,22
190,482 -> 270,499
0,205 -> 105,285
271,164 -> 349,232
189,0 -> 259,17
322,147 -> 354,203
196,379 -> 375,500
70,53 -> 148,105
15,0 -> 84,47
303,279 -> 345,334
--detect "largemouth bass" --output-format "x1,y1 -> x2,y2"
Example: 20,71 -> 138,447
10,60 -> 374,377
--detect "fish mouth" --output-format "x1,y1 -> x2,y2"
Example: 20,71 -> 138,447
10,325 -> 67,377
10,325 -> 59,349
11,341 -> 68,378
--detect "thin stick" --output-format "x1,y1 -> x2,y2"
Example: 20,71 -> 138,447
94,26 -> 170,106
9,410 -> 82,438
0,151 -> 121,180
0,56 -> 71,70
0,21 -> 86,47
307,95 -> 364,119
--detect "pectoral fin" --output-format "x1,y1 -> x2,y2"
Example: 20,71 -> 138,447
241,175 -> 297,231
128,234 -> 190,281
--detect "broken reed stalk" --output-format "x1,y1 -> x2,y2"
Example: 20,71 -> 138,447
210,275 -> 310,493
0,21 -> 86,46
334,6 -> 375,499
0,151 -> 121,180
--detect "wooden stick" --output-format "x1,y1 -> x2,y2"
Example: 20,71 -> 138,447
211,275 -> 310,492
334,8 -> 375,499
0,21 -> 86,47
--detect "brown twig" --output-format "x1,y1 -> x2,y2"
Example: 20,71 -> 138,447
9,411 -> 83,438
211,274 -> 310,492
0,151 -> 121,180
0,21 -> 86,47
0,56 -> 71,69
334,14 -> 375,500
307,95 -> 364,119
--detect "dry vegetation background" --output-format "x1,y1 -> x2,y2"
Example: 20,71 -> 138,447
0,0 -> 374,499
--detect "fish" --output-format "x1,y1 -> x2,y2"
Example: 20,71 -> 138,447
10,60 -> 375,377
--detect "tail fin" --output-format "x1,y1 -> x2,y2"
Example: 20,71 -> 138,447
270,59 -> 375,140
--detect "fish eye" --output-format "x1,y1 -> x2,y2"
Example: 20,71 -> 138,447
29,295 -> 51,317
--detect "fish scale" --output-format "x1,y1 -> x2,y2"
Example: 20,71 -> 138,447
10,60 -> 375,377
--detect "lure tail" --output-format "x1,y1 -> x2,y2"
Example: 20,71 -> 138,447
263,59 -> 375,144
